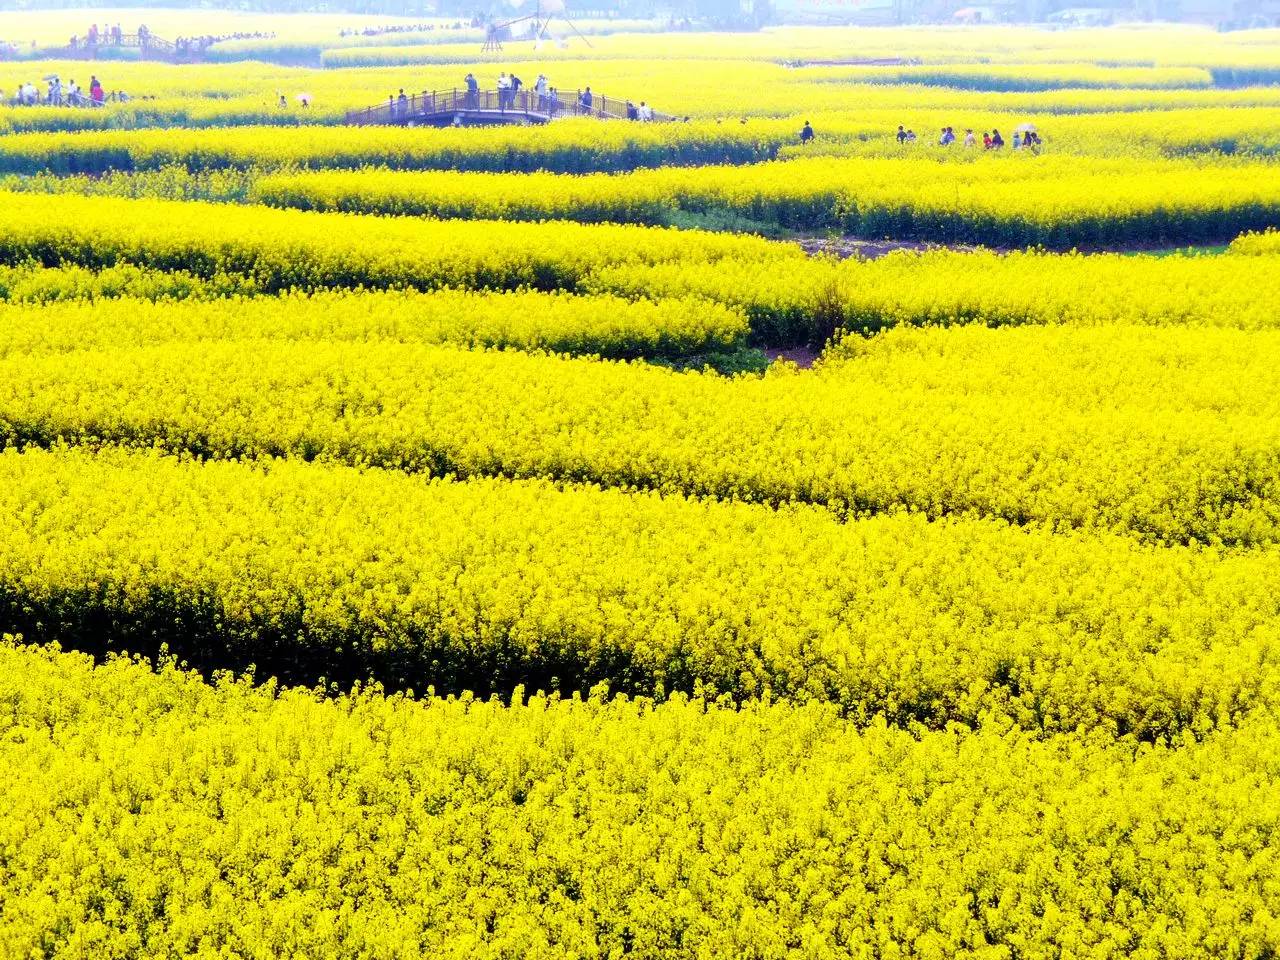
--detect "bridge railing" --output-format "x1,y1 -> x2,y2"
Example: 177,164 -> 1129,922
345,88 -> 672,125
56,32 -> 187,60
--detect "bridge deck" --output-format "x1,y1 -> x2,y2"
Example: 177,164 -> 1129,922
346,88 -> 670,126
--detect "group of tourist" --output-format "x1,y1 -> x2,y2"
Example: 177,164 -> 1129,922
338,21 -> 473,37
66,23 -> 273,54
424,73 -> 657,119
3,74 -> 121,108
68,23 -> 126,48
902,124 -> 1044,151
174,32 -> 274,54
796,121 -> 1044,151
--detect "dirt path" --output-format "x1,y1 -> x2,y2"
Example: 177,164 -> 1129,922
762,346 -> 820,369
796,237 -> 990,260
796,236 -> 1232,260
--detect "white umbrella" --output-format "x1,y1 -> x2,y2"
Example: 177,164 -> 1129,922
1014,122 -> 1037,133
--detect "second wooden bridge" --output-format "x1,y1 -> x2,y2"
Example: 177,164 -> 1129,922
345,88 -> 673,127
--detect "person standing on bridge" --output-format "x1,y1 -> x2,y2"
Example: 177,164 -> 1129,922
534,74 -> 549,112
509,73 -> 523,110
497,72 -> 511,110
465,72 -> 479,109
638,101 -> 653,121
397,89 -> 409,117
578,86 -> 593,112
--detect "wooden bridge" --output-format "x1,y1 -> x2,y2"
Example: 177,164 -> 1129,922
345,88 -> 673,127
49,33 -> 200,63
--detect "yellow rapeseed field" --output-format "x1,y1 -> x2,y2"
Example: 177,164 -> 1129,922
2,18 -> 1280,955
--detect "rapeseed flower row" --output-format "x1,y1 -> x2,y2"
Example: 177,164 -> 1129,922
1232,228 -> 1280,255
0,288 -> 746,360
808,63 -> 1215,91
0,261 -> 263,303
2,446 -> 1279,736
0,192 -> 794,294
4,241 -> 1277,349
589,246 -> 1280,341
4,637 -> 1280,958
7,57 -> 1280,135
250,155 -> 1280,246
0,120 -> 801,176
3,326 -> 1279,545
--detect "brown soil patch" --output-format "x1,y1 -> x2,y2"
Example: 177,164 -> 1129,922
763,345 -> 820,369
796,237 -> 988,260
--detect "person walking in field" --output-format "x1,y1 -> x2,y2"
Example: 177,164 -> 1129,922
991,128 -> 1004,148
896,124 -> 907,144
800,120 -> 814,144
963,128 -> 976,147
982,131 -> 992,149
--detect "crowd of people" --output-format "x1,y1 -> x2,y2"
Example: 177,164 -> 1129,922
380,74 -> 660,121
174,31 -> 274,54
899,123 -> 1043,151
64,23 -> 274,54
338,21 -> 474,38
2,74 -> 125,108
795,120 -> 1044,151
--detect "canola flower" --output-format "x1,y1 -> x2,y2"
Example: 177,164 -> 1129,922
1,325 -> 1279,546
0,120 -> 801,176
0,191 -> 795,294
3,638 -> 1280,958
249,154 -> 1280,246
0,261 -> 263,303
1232,228 -> 1280,255
0,288 -> 747,360
7,55 -> 1280,136
804,62 -> 1216,91
3,24 -> 1280,956
588,246 -> 1280,342
1,446 -> 1279,736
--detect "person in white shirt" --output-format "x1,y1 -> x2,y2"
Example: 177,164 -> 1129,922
637,101 -> 653,121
